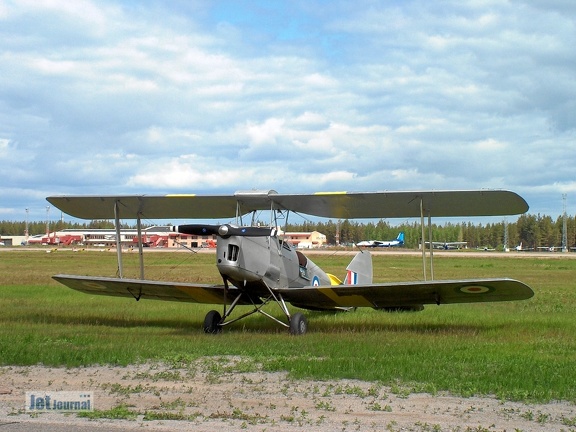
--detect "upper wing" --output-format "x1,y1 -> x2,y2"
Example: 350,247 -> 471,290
275,278 -> 534,309
52,274 -> 257,305
47,189 -> 528,220
46,195 -> 242,220
275,190 -> 529,219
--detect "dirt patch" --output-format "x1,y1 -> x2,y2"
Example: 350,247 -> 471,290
1,358 -> 574,431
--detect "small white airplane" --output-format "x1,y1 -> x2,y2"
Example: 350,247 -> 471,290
537,245 -> 561,252
511,242 -> 536,252
46,189 -> 534,335
511,242 -> 530,251
425,240 -> 467,250
357,232 -> 405,248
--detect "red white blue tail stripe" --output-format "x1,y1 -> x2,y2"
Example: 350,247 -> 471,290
346,270 -> 358,285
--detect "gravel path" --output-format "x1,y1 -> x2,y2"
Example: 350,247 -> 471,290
1,358 -> 575,431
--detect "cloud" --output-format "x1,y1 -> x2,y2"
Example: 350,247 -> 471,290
1,0 -> 575,221
127,156 -> 246,190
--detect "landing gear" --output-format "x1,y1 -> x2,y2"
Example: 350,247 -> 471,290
204,278 -> 309,335
289,312 -> 307,335
203,310 -> 222,334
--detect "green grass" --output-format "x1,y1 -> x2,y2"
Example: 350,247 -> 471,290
1,249 -> 576,403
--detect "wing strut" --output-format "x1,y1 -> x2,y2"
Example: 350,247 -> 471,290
222,276 -> 229,319
420,198 -> 426,281
136,212 -> 145,280
419,198 -> 434,281
114,199 -> 146,280
428,210 -> 434,280
114,200 -> 124,278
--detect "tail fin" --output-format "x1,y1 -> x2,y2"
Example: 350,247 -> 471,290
397,231 -> 405,244
344,251 -> 373,285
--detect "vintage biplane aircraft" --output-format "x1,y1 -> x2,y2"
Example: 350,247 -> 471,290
46,190 -> 534,335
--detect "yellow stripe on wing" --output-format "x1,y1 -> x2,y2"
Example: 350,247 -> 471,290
317,287 -> 374,308
174,285 -> 226,304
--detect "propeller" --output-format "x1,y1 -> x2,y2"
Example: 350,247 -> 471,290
172,224 -> 276,238
172,224 -> 219,236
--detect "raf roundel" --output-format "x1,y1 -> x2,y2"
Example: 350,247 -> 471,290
459,285 -> 492,294
312,276 -> 320,287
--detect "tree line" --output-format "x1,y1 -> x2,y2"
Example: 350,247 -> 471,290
0,220 -> 116,237
1,213 -> 574,250
286,213 -> 575,250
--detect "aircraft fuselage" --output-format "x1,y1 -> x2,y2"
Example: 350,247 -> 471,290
216,235 -> 332,295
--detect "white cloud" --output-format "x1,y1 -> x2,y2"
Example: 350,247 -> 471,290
0,138 -> 9,156
245,118 -> 285,146
1,0 -> 576,220
128,158 -> 245,190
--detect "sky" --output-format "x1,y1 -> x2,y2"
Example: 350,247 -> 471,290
1,0 -> 575,224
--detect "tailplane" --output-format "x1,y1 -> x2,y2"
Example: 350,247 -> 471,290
397,231 -> 405,244
344,251 -> 373,285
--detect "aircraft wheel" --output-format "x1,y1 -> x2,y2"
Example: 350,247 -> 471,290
289,313 -> 307,335
203,310 -> 222,334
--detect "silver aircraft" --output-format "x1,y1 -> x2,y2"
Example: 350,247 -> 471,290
46,190 -> 534,335
357,231 -> 405,247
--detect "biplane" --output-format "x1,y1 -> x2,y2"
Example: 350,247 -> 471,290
46,190 -> 534,335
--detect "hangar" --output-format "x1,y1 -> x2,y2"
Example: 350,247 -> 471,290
24,227 -> 327,249
26,226 -> 208,248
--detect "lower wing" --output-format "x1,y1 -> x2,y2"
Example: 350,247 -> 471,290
275,278 -> 534,309
52,274 -> 257,305
53,275 -> 533,310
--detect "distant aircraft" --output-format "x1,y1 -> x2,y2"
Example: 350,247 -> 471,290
357,232 -> 405,248
425,240 -> 467,250
46,190 -> 534,335
537,246 -> 561,252
511,242 -> 533,252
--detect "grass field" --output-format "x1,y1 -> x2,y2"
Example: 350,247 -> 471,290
1,248 -> 575,403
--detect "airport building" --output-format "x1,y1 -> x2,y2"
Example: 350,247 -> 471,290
26,226 -> 213,249
23,227 -> 327,249
281,231 -> 327,249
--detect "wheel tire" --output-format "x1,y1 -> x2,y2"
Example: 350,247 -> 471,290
289,312 -> 307,335
203,310 -> 222,334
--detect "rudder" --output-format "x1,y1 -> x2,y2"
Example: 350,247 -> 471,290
344,251 -> 373,285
